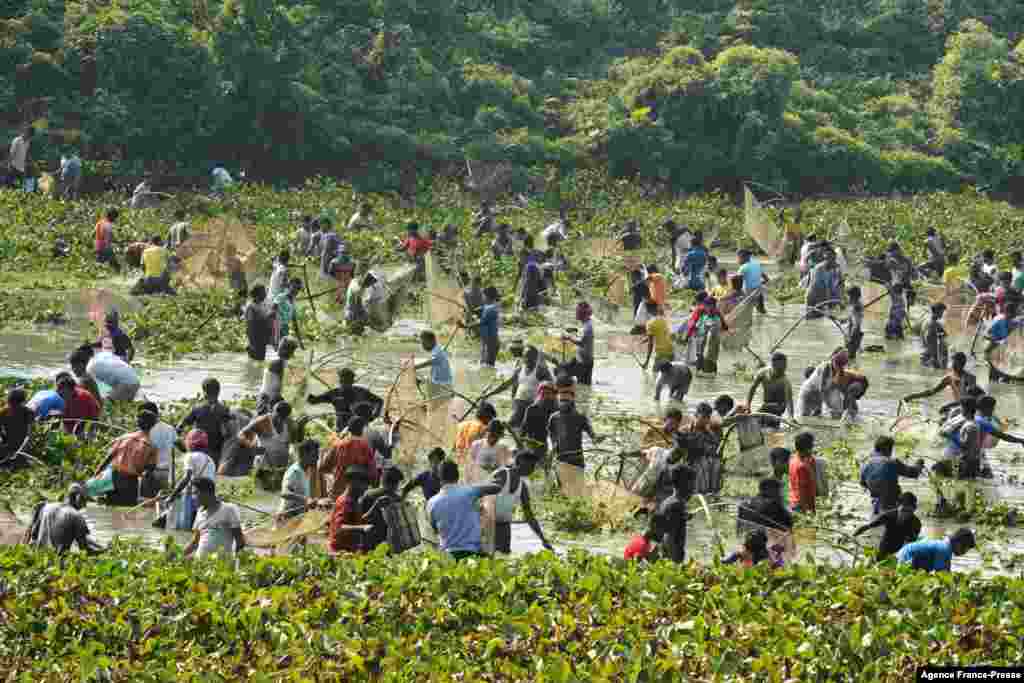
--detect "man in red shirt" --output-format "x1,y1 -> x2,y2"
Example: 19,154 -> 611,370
328,464 -> 372,554
788,431 -> 818,513
398,222 -> 433,259
58,375 -> 100,438
623,515 -> 662,561
319,416 -> 379,497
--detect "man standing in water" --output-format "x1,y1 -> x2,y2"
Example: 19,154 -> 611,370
95,405 -> 159,507
308,368 -> 384,432
427,460 -> 501,560
657,464 -> 696,563
789,431 -> 818,513
738,249 -> 769,314
478,287 -> 501,368
410,331 -> 453,399
859,436 -> 925,516
897,528 -> 975,571
854,492 -> 921,560
901,351 -> 977,411
185,478 -> 246,560
178,378 -> 233,467
746,352 -> 795,425
561,302 -> 595,386
26,484 -> 104,554
547,383 -> 602,495
506,345 -> 553,428
490,450 -> 554,554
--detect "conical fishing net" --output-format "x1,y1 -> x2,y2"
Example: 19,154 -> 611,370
745,186 -> 783,259
245,509 -> 331,549
424,252 -> 464,330
607,334 -> 647,355
860,281 -> 891,320
176,217 -> 258,288
607,274 -> 627,307
721,293 -> 755,352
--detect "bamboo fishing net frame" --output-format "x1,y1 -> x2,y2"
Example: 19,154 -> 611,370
175,217 -> 259,289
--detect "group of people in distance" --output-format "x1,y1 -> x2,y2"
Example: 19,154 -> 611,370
9,197 -> 1009,574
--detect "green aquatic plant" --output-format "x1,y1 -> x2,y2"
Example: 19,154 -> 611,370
1,547 -> 1022,680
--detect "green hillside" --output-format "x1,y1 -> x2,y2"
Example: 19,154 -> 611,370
4,0 -> 1024,195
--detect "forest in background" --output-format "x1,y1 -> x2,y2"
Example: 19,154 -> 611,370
4,0 -> 1024,197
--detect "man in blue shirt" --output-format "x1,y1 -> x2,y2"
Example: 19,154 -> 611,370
427,460 -> 500,560
478,287 -> 501,367
897,528 -> 975,571
737,249 -> 768,313
682,233 -> 708,291
412,331 -> 453,398
27,373 -> 76,419
859,435 -> 925,515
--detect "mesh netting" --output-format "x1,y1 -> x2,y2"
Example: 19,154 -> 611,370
424,253 -> 464,330
745,187 -> 783,259
176,217 -> 258,288
245,509 -> 331,549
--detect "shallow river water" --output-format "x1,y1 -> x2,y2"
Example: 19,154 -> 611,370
3,258 -> 1024,575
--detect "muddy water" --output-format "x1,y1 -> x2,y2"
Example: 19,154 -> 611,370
4,267 -> 1024,574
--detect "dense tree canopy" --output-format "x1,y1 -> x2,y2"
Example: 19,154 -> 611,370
3,0 -> 1024,194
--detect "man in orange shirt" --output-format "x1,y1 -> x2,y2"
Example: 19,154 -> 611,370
94,207 -> 120,270
454,402 -> 496,460
646,264 -> 668,313
788,431 -> 817,513
95,406 -> 159,506
320,417 -> 380,497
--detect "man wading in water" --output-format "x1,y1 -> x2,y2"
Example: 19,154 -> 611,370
746,352 -> 794,427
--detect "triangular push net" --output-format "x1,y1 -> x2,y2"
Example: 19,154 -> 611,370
745,186 -> 783,259
176,217 -> 258,288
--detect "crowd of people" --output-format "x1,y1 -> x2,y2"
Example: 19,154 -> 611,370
6,180 -> 1017,574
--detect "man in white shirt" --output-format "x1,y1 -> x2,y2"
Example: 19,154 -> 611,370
8,127 -> 33,188
168,209 -> 190,250
141,401 -> 178,495
86,349 -> 140,402
541,209 -> 569,249
184,477 -> 245,560
211,163 -> 233,193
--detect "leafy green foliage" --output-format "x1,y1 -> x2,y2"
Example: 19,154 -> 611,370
5,0 -> 1024,193
1,547 -> 1023,679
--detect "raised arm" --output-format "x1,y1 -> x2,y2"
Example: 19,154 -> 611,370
853,513 -> 888,537
902,376 -> 949,403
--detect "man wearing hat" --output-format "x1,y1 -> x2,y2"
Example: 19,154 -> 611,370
26,483 -> 104,554
897,528 -> 975,571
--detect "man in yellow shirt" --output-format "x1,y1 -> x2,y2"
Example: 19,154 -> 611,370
643,301 -> 674,367
142,235 -> 169,279
134,235 -> 175,295
454,402 -> 497,462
